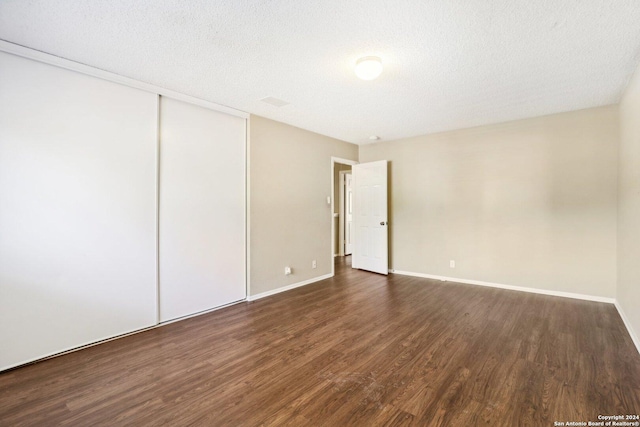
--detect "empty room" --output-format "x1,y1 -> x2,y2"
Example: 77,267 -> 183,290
1,1 -> 640,426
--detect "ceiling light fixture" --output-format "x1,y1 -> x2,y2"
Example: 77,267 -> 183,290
369,135 -> 380,140
355,56 -> 383,80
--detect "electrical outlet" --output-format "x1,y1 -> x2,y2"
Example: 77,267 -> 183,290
312,260 -> 317,269
450,260 -> 455,268
285,266 -> 292,275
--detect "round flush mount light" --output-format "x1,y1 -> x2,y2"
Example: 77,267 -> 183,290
355,56 -> 383,80
369,135 -> 380,141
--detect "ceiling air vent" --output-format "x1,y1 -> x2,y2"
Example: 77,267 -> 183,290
260,96 -> 290,107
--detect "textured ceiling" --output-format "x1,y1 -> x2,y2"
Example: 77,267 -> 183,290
1,1 -> 640,145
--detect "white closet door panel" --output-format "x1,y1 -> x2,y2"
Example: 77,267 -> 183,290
159,97 -> 245,322
0,52 -> 158,371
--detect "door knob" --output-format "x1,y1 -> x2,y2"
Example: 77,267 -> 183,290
380,221 -> 387,226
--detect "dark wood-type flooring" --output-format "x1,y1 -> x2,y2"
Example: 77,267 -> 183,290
1,256 -> 640,426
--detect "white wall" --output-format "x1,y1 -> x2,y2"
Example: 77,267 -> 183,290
360,106 -> 619,299
618,61 -> 640,348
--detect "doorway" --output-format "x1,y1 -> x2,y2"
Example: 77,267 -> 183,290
331,157 -> 358,276
339,170 -> 353,256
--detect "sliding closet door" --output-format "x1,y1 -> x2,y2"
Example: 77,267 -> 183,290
159,97 -> 246,322
0,52 -> 158,370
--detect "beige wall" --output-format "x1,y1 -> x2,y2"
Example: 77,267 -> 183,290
360,106 -> 619,298
249,115 -> 358,296
618,63 -> 640,343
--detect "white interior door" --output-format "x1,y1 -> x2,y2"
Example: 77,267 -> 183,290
159,96 -> 246,322
352,160 -> 388,275
345,173 -> 354,255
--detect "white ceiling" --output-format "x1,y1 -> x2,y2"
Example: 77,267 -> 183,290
2,1 -> 640,145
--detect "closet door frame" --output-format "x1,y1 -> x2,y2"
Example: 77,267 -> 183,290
0,40 -> 249,371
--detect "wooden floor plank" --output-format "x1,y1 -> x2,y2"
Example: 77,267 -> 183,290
1,256 -> 639,426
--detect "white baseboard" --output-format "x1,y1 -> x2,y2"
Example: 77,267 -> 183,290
247,273 -> 333,301
614,301 -> 640,356
389,269 -> 616,304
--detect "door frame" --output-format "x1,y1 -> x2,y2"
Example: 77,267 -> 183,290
331,157 -> 358,276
